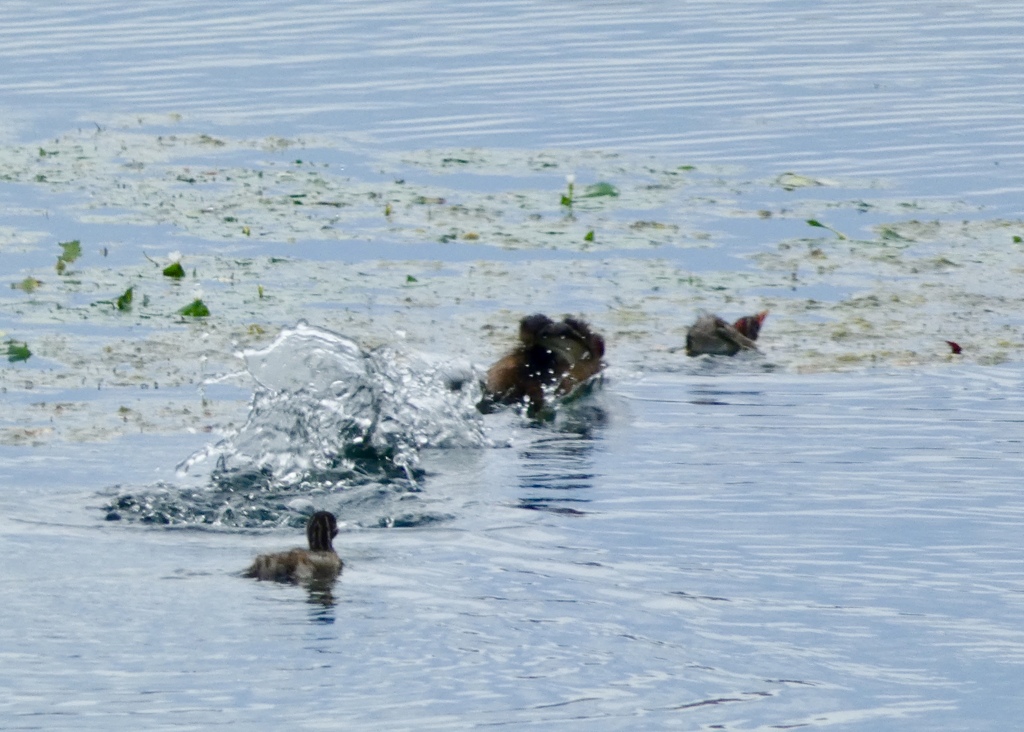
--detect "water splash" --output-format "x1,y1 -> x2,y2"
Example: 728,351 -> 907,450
105,322 -> 489,527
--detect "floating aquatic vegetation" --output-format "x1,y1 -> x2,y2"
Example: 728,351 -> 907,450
3,123 -> 1024,449
806,219 -> 847,240
560,174 -> 575,208
55,239 -> 81,274
179,298 -> 210,317
163,262 -> 185,279
2,122 -> 1023,537
11,277 -> 42,293
115,286 -> 133,311
582,182 -> 619,198
5,339 -> 31,362
0,225 -> 50,253
776,172 -> 825,191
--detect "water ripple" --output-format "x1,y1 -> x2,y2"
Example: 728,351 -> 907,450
3,0 -> 1024,209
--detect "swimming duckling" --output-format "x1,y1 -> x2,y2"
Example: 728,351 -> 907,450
479,313 -> 605,413
244,511 -> 343,583
685,310 -> 768,357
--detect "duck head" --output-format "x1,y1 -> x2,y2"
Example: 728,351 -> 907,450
307,511 -> 339,553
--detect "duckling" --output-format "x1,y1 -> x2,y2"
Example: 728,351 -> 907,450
244,511 -> 343,583
685,310 -> 768,357
479,313 -> 605,413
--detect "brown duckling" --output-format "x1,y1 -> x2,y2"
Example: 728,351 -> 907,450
480,313 -> 605,413
244,511 -> 343,583
685,310 -> 768,357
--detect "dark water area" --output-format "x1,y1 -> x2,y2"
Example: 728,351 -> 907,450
2,1 -> 1024,729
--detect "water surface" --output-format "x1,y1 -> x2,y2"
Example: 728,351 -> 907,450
3,367 -> 1024,730
2,2 -> 1023,730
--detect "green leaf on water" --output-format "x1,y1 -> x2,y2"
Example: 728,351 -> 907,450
12,277 -> 42,293
56,239 -> 82,274
1014,235 -> 1023,244
179,299 -> 210,317
583,182 -> 619,198
5,340 -> 31,363
116,286 -> 134,312
584,230 -> 595,242
406,275 -> 418,283
163,262 -> 186,279
560,194 -> 573,207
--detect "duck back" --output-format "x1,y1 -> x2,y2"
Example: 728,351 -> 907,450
245,511 -> 343,584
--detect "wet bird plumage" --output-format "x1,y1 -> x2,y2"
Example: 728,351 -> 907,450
480,314 -> 605,413
244,511 -> 343,583
685,311 -> 768,357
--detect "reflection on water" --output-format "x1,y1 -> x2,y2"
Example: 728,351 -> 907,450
518,434 -> 598,516
515,400 -> 608,515
305,579 -> 338,621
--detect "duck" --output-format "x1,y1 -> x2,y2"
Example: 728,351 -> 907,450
685,310 -> 768,357
479,313 -> 605,413
244,511 -> 343,583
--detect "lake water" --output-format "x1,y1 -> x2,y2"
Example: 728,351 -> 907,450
2,1 -> 1023,730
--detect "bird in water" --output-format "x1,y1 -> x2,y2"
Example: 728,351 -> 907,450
479,313 -> 605,414
685,310 -> 768,357
244,511 -> 343,584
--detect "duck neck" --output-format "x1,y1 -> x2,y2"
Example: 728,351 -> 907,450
307,513 -> 336,553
